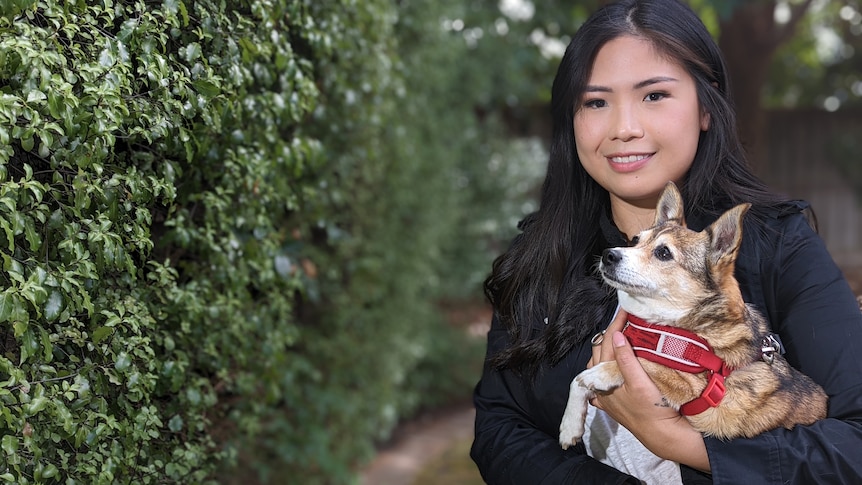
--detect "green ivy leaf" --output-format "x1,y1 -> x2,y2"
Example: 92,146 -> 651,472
39,327 -> 52,362
23,216 -> 40,251
0,435 -> 18,455
91,326 -> 114,344
20,328 -> 38,364
25,396 -> 48,416
43,290 -> 63,321
0,291 -> 14,322
183,42 -> 201,62
185,387 -> 201,406
20,135 -> 34,152
40,463 -> 58,478
168,414 -> 183,432
114,352 -> 131,372
0,218 -> 13,252
192,80 -> 220,99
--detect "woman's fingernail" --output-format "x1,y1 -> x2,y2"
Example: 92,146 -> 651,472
613,331 -> 626,347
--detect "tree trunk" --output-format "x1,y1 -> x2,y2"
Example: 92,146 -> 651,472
718,0 -> 813,173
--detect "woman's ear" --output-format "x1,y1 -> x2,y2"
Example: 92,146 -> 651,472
700,110 -> 710,131
700,82 -> 719,131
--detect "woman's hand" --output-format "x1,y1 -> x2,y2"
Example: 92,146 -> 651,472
587,307 -> 628,369
589,312 -> 711,473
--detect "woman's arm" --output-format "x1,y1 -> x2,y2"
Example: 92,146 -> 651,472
705,213 -> 862,484
470,315 -> 640,484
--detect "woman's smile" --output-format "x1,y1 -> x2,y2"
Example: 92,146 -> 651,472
607,153 -> 654,172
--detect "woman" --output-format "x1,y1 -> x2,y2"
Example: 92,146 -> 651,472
470,0 -> 862,483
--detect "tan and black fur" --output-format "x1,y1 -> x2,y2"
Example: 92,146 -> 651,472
559,182 -> 828,449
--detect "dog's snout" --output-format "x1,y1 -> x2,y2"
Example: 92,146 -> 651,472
602,249 -> 622,266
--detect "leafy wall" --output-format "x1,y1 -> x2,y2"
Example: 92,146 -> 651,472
0,0 -> 538,483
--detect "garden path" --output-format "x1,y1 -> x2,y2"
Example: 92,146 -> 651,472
359,403 -> 476,485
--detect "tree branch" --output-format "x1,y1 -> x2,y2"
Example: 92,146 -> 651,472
774,0 -> 815,45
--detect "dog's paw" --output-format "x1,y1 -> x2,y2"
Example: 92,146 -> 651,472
559,387 -> 589,450
559,411 -> 585,450
575,362 -> 623,392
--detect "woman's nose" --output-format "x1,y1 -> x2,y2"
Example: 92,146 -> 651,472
610,106 -> 644,141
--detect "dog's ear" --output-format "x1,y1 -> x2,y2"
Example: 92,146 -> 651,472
707,203 -> 751,266
654,182 -> 686,227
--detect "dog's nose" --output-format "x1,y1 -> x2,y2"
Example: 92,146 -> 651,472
602,249 -> 622,266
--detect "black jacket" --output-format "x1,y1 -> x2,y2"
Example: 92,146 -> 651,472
471,204 -> 862,484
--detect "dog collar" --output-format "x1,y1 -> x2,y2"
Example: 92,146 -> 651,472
623,315 -> 733,416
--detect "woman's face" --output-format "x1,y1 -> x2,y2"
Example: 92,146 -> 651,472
574,35 -> 709,210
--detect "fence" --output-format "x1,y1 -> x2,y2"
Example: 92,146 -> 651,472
762,109 -> 862,266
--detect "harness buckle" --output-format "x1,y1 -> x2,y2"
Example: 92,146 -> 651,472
701,372 -> 727,407
761,334 -> 782,365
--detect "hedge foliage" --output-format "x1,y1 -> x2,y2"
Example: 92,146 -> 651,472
0,0 -> 541,483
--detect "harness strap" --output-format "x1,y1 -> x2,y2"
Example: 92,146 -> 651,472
623,315 -> 733,416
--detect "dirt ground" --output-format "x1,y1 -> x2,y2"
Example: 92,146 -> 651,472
359,403 -> 479,485
359,300 -> 491,485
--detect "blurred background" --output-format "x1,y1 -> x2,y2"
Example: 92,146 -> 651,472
356,0 -> 862,484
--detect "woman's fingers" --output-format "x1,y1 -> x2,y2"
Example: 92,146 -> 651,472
588,307 -> 629,368
602,309 -> 629,362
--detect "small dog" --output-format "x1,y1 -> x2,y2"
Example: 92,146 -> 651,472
559,182 -> 828,449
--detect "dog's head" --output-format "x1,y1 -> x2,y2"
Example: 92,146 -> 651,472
600,182 -> 750,323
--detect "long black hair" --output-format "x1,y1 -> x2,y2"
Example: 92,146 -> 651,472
485,0 -> 791,375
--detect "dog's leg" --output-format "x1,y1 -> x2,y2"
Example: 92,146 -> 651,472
559,362 -> 624,449
559,377 -> 592,449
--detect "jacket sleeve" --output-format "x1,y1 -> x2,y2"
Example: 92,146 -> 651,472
470,315 -> 640,485
706,213 -> 862,484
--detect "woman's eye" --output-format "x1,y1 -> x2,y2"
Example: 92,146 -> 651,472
653,245 -> 673,261
583,99 -> 606,109
645,92 -> 667,102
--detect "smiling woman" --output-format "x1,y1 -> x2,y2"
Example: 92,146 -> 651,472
470,0 -> 862,484
574,36 -> 710,238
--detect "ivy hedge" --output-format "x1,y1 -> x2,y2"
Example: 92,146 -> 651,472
0,0 -> 539,483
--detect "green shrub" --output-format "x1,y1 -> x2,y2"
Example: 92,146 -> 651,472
0,0 -> 540,483
0,0 -> 330,482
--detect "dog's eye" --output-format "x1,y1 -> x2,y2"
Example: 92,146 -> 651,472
654,245 -> 673,261
630,235 -> 639,245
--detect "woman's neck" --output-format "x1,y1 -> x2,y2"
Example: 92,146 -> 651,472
610,197 -> 657,241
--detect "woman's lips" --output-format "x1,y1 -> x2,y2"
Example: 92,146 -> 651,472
607,153 -> 652,173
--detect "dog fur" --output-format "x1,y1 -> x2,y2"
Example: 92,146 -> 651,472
559,182 -> 828,449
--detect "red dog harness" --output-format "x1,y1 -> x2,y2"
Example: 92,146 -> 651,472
623,315 -> 733,416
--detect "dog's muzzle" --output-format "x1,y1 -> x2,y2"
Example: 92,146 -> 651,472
602,249 -> 623,268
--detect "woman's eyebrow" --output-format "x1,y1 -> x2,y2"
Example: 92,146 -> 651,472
633,76 -> 679,90
584,76 -> 680,93
584,85 -> 611,93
